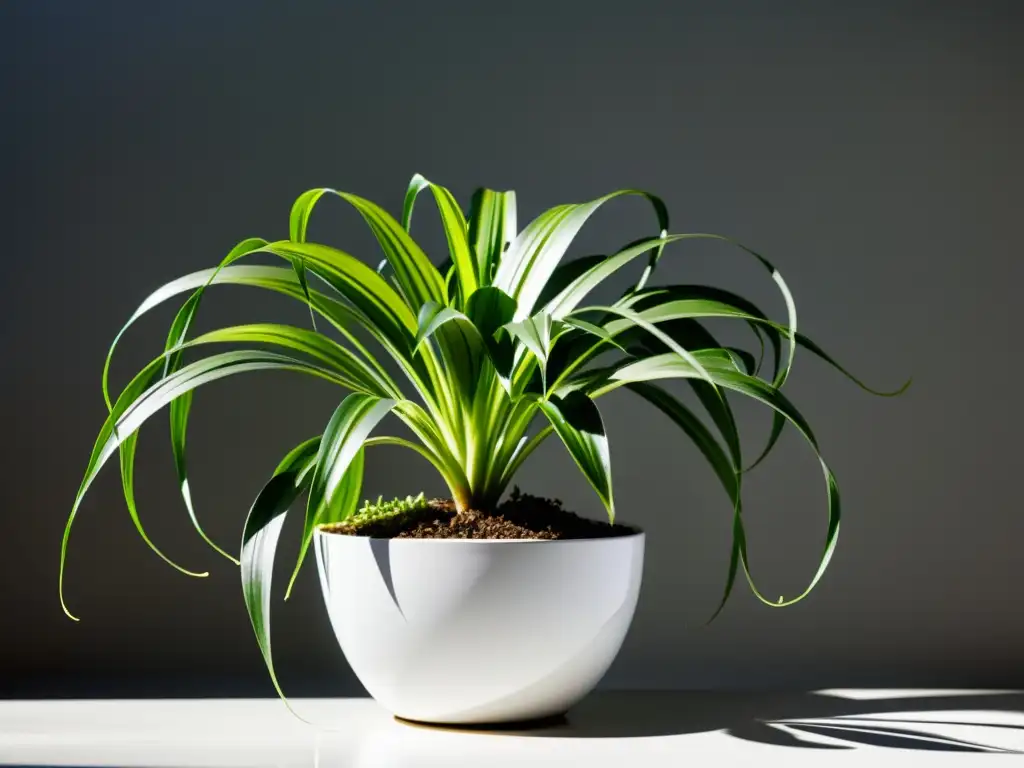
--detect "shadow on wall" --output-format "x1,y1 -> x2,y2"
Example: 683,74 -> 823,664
460,690 -> 1024,752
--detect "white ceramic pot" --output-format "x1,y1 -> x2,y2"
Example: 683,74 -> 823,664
314,530 -> 645,725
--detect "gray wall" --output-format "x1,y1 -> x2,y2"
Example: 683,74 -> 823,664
2,0 -> 1021,696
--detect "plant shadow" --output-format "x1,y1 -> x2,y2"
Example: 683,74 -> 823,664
489,690 -> 1024,752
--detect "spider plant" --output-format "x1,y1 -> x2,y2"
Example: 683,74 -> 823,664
62,174 -> 905,697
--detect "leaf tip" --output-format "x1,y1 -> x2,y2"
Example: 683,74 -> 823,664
888,376 -> 913,397
283,569 -> 300,601
61,599 -> 80,623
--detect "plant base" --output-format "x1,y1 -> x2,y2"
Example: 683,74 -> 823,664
320,490 -> 635,540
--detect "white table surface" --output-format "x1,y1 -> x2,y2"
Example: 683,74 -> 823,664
1,690 -> 1021,766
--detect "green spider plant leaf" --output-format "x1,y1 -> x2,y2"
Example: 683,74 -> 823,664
623,382 -> 737,509
538,392 -> 614,522
392,399 -> 470,490
108,238 -> 423,411
241,435 -> 321,711
581,292 -> 904,403
467,187 -> 517,286
201,248 -> 447,435
620,314 -> 749,471
622,380 -> 746,620
789,332 -> 911,398
286,189 -> 323,330
494,190 -> 668,321
288,189 -> 445,310
498,424 -> 553,490
102,238 -> 269,566
285,446 -> 364,600
606,351 -> 758,385
60,350 -> 350,620
689,380 -> 742,474
443,262 -> 457,305
105,291 -> 234,573
401,173 -> 431,231
543,294 -> 766,399
545,303 -> 747,405
414,301 -> 487,402
542,235 -> 705,320
561,317 -> 628,353
465,286 -> 517,342
553,314 -> 748,506
402,174 -> 477,303
556,347 -> 739,398
603,293 -> 907,445
308,396 -> 396,522
101,237 -> 271,411
572,304 -> 718,390
571,231 -> 799,469
465,286 -> 517,382
414,302 -> 476,352
286,394 -> 396,597
723,347 -> 758,376
688,240 -> 796,469
110,310 -> 400,580
163,321 -> 398,569
619,287 -> 782,382
363,434 -> 455,480
196,324 -> 396,397
267,241 -> 417,343
622,316 -> 762,377
623,376 -> 746,621
258,244 -> 443,424
504,312 -> 567,393
531,254 -> 605,316
118,430 -> 208,577
165,296 -> 239,564
103,265 -> 402,406
608,354 -> 840,607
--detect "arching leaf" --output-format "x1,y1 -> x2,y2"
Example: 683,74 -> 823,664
241,435 -> 321,711
609,355 -> 841,608
538,392 -> 614,521
403,174 -> 478,303
60,350 -> 349,621
287,395 -> 396,596
494,190 -> 668,321
288,188 -> 445,310
414,302 -> 487,402
467,187 -> 517,286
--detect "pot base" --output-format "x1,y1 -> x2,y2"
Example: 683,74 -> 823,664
394,711 -> 569,732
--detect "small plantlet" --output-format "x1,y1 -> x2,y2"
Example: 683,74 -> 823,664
63,174 -> 905,699
351,493 -> 429,524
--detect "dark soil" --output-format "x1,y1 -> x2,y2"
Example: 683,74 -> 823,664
321,489 -> 637,540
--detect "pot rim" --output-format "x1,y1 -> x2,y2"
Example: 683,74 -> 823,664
314,525 -> 645,543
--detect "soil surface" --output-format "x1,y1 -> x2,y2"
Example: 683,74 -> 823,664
321,490 -> 637,540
